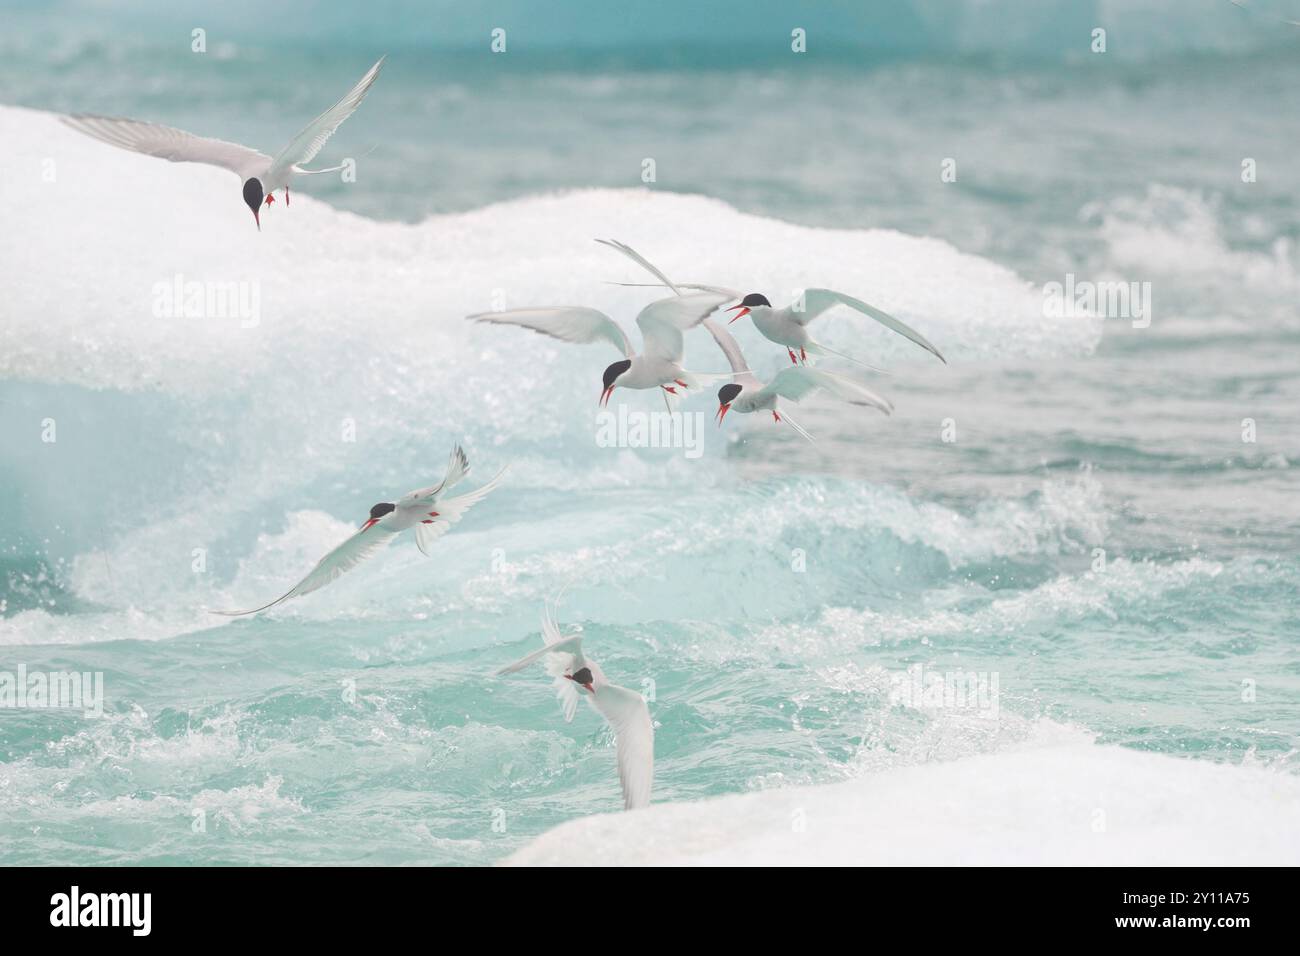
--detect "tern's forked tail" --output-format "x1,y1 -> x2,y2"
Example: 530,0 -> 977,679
806,341 -> 890,374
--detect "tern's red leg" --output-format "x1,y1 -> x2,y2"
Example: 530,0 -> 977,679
264,193 -> 275,207
787,348 -> 798,364
421,519 -> 433,524
773,411 -> 782,422
662,385 -> 678,395
674,379 -> 688,388
800,347 -> 807,364
285,188 -> 290,206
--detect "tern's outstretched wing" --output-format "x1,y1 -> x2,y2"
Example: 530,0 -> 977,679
268,56 -> 385,179
756,367 -> 894,415
213,523 -> 398,616
400,445 -> 472,505
495,604 -> 587,721
495,633 -> 585,677
540,604 -> 584,722
468,307 -> 632,357
593,683 -> 654,810
797,289 -> 946,364
700,318 -> 766,393
635,291 -> 731,364
61,114 -> 270,175
412,466 -> 508,556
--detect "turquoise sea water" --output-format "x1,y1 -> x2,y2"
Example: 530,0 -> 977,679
1,3 -> 1298,864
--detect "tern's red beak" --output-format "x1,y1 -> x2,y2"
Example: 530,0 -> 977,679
726,305 -> 750,324
359,517 -> 378,532
600,385 -> 614,408
715,403 -> 731,425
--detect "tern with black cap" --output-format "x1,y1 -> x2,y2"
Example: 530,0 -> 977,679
495,601 -> 654,811
213,445 -> 505,616
705,319 -> 893,442
62,56 -> 386,231
467,288 -> 734,410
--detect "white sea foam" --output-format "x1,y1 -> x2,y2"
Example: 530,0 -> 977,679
505,720 -> 1300,866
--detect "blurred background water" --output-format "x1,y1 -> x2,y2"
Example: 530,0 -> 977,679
0,0 -> 1297,864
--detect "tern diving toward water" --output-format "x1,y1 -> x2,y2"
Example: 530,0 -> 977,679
495,602 -> 653,811
705,318 -> 893,442
467,289 -> 734,409
214,445 -> 505,616
599,238 -> 946,367
61,56 -> 386,231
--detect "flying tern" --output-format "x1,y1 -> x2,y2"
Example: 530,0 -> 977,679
495,602 -> 653,811
705,318 -> 893,442
599,238 -> 945,367
62,56 -> 386,230
467,289 -> 733,409
214,445 -> 504,616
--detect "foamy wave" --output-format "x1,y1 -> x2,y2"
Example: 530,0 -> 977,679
1083,184 -> 1299,290
505,719 -> 1300,865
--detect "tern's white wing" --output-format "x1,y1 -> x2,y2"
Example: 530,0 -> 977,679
495,605 -> 584,721
756,367 -> 894,415
400,445 -> 471,505
61,114 -> 270,176
268,56 -> 385,179
469,307 -> 632,357
412,466 -> 507,556
798,289 -> 946,364
538,604 -> 584,722
592,683 -> 654,810
495,632 -> 585,677
635,291 -> 731,364
701,318 -> 764,391
213,523 -> 398,616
